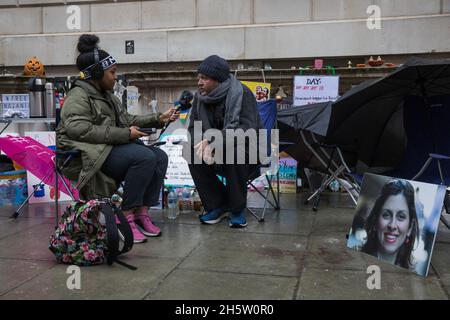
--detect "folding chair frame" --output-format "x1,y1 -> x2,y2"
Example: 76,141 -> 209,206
0,119 -> 12,135
247,168 -> 280,222
53,151 -> 79,227
301,131 -> 360,211
245,98 -> 281,222
11,150 -> 78,228
411,152 -> 450,230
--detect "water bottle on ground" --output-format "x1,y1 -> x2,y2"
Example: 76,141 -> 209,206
192,189 -> 203,212
167,188 -> 178,219
329,180 -> 340,192
179,186 -> 193,212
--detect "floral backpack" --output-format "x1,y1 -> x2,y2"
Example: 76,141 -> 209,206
49,199 -> 136,269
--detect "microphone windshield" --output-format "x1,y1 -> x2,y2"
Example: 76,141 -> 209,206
178,90 -> 194,110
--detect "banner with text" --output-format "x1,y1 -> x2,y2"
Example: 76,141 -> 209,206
293,76 -> 339,106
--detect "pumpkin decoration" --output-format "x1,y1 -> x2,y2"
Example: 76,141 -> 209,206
23,56 -> 45,76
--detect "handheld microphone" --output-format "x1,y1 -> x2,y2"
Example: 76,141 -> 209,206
146,90 -> 194,140
162,90 -> 193,127
176,90 -> 194,111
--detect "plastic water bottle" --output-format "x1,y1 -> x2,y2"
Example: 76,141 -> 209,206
167,189 -> 178,219
192,189 -> 203,212
177,187 -> 183,203
329,180 -> 340,192
179,186 -> 192,212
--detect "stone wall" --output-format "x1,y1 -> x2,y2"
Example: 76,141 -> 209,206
0,0 -> 448,67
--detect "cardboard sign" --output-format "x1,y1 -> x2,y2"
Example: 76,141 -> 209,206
159,134 -> 194,187
293,76 -> 339,106
273,156 -> 297,193
1,94 -> 30,118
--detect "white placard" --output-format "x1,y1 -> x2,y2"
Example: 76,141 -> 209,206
1,94 -> 30,118
159,134 -> 194,187
24,131 -> 72,203
293,76 -> 339,106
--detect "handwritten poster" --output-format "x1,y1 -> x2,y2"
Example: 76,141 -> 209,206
159,134 -> 194,187
273,157 -> 298,193
2,94 -> 30,118
293,76 -> 339,106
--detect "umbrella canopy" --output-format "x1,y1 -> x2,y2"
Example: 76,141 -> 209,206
0,136 -> 79,199
326,57 -> 450,169
277,102 -> 357,173
278,57 -> 450,173
277,102 -> 332,137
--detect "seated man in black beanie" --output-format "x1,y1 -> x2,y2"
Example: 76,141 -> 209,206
187,55 -> 264,228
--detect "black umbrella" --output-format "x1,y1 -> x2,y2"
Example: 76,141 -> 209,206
277,102 -> 334,172
277,102 -> 332,137
326,57 -> 450,170
278,57 -> 450,173
277,100 -> 360,190
277,103 -> 361,209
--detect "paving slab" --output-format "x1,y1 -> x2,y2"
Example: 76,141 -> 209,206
0,217 -> 50,240
430,242 -> 450,286
0,258 -> 55,296
296,268 -> 448,300
311,208 -> 355,236
180,231 -> 307,277
1,256 -> 180,300
130,222 -> 215,259
146,269 -> 297,300
0,222 -> 57,261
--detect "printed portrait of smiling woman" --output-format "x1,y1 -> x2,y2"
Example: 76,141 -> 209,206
362,179 -> 419,269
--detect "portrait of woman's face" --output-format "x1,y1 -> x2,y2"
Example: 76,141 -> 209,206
348,173 -> 445,277
376,193 -> 412,256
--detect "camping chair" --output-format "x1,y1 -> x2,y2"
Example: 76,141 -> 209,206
299,130 -> 360,211
276,105 -> 360,211
9,146 -> 80,227
0,117 -> 79,225
53,149 -> 80,224
387,95 -> 450,229
246,99 -> 280,222
0,134 -> 80,226
413,152 -> 450,229
0,119 -> 12,135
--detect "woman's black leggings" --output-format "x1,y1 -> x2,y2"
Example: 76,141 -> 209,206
101,142 -> 168,210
